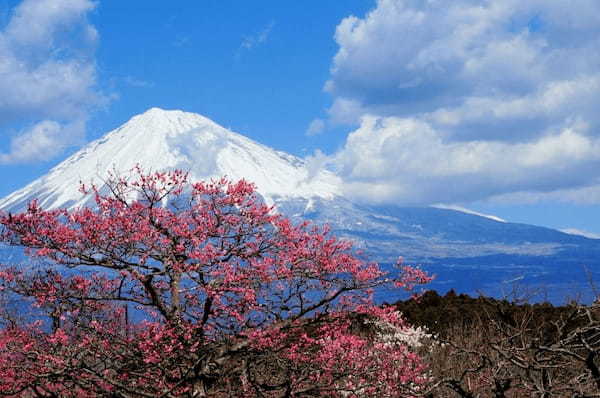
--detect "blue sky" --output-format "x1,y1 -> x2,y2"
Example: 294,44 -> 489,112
1,0 -> 600,237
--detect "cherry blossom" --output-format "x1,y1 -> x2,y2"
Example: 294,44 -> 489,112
0,167 -> 431,397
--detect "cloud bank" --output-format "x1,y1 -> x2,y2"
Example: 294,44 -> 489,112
0,0 -> 105,164
321,0 -> 600,205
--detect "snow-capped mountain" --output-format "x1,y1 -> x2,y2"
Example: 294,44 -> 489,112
2,108 -> 600,303
0,108 -> 340,212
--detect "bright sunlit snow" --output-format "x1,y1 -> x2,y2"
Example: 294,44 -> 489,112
0,108 -> 341,212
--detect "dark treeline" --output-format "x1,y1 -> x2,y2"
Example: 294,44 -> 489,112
391,290 -> 600,397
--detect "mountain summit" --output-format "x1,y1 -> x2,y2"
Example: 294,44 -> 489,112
0,108 -> 340,212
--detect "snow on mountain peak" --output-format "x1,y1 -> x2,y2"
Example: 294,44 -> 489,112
0,108 -> 341,212
124,107 -> 220,135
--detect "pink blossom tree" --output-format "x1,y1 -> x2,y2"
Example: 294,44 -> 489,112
0,168 -> 431,397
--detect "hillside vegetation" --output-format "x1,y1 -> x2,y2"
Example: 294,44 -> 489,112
394,290 -> 600,397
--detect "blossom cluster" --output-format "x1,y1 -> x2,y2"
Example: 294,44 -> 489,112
0,167 -> 432,396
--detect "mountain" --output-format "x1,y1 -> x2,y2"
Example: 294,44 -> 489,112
0,108 -> 340,212
2,108 -> 599,303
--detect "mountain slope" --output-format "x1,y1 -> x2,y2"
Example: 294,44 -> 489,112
2,108 -> 599,302
278,197 -> 596,261
0,108 -> 340,212
276,196 -> 600,302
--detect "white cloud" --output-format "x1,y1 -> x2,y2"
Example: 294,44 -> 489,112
4,0 -> 97,47
333,115 -> 600,204
489,184 -> 600,206
239,21 -> 275,52
0,0 -> 104,164
0,120 -> 84,164
327,97 -> 366,125
306,118 -> 326,136
123,76 -> 154,88
321,0 -> 600,205
304,149 -> 331,181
